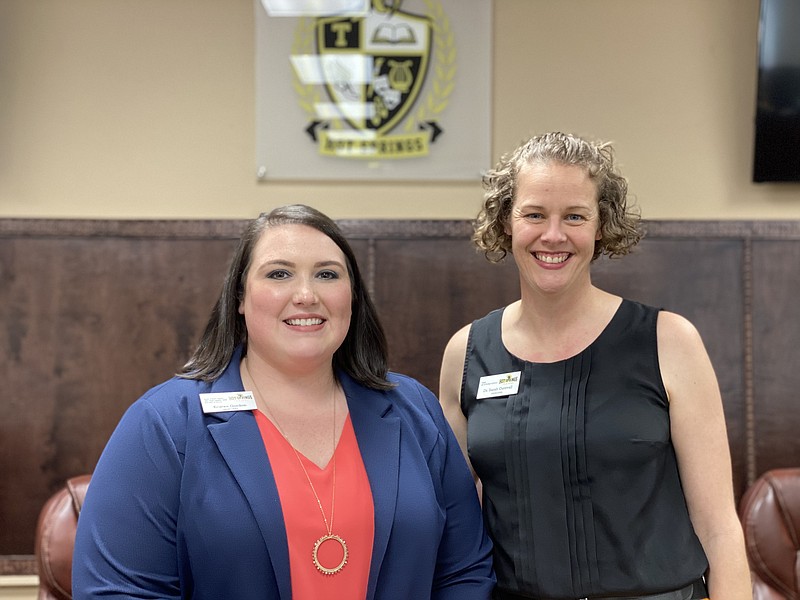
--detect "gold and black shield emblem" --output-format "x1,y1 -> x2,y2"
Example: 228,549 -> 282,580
316,1 -> 432,135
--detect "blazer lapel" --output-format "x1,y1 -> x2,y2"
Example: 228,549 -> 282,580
208,411 -> 292,600
204,350 -> 292,600
341,374 -> 400,600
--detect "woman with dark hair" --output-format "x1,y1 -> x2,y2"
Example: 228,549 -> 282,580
73,204 -> 494,600
180,204 -> 389,388
439,133 -> 750,599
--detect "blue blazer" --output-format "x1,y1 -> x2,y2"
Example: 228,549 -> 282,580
73,348 -> 494,599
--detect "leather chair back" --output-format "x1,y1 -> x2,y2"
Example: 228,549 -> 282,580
739,468 -> 800,600
34,475 -> 92,600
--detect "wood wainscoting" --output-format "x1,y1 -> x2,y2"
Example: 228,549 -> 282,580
1,218 -> 799,573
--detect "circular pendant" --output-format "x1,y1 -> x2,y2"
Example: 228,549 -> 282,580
312,533 -> 348,575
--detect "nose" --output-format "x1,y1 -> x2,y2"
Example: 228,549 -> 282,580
541,218 -> 567,243
292,279 -> 318,305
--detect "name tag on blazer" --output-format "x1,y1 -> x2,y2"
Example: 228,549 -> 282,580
200,391 -> 258,413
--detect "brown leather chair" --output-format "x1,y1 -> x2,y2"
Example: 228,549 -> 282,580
34,474 -> 92,600
739,468 -> 800,600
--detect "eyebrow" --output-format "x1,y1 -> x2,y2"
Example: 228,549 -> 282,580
515,203 -> 595,211
260,259 -> 346,269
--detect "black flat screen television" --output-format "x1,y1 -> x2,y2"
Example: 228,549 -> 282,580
753,0 -> 800,182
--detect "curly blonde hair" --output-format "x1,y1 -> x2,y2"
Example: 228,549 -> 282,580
474,132 -> 643,262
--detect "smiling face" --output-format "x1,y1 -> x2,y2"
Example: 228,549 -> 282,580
507,161 -> 603,298
238,224 -> 353,373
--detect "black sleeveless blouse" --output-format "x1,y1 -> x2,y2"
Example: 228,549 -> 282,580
461,300 -> 708,597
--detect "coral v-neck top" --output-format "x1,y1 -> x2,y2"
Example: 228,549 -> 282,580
254,410 -> 374,600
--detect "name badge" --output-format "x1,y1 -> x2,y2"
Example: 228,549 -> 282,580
200,391 -> 258,413
476,371 -> 521,399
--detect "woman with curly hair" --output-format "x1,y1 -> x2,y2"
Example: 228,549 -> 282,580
439,132 -> 750,599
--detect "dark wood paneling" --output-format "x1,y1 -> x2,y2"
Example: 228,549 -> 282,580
751,240 -> 800,476
371,238 -> 518,391
1,218 -> 799,574
0,230 -> 237,558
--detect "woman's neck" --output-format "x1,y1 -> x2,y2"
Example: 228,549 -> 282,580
241,352 -> 339,407
519,282 -> 605,325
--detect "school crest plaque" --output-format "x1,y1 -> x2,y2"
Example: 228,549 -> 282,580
256,0 -> 491,180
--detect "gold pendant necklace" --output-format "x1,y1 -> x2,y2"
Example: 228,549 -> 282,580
244,360 -> 348,576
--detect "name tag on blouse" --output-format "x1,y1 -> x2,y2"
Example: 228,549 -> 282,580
200,391 -> 258,413
476,371 -> 521,399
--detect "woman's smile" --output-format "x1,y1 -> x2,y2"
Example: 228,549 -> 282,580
532,251 -> 571,265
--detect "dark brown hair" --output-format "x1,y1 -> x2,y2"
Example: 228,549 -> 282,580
180,204 -> 392,390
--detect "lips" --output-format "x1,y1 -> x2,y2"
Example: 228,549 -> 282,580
284,317 -> 324,326
533,252 -> 570,264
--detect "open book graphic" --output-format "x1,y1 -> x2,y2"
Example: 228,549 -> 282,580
372,23 -> 416,44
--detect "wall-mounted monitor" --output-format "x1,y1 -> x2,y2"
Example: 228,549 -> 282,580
753,0 -> 800,182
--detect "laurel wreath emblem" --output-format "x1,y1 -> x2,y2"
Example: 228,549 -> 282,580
291,18 -> 329,124
290,0 -> 456,135
406,0 -> 455,133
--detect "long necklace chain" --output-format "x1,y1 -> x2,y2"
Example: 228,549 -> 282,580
243,359 -> 348,575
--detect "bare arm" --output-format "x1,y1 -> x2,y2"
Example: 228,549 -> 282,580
657,311 -> 751,599
439,325 -> 476,479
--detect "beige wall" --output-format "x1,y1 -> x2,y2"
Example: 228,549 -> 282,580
1,0 -> 799,221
